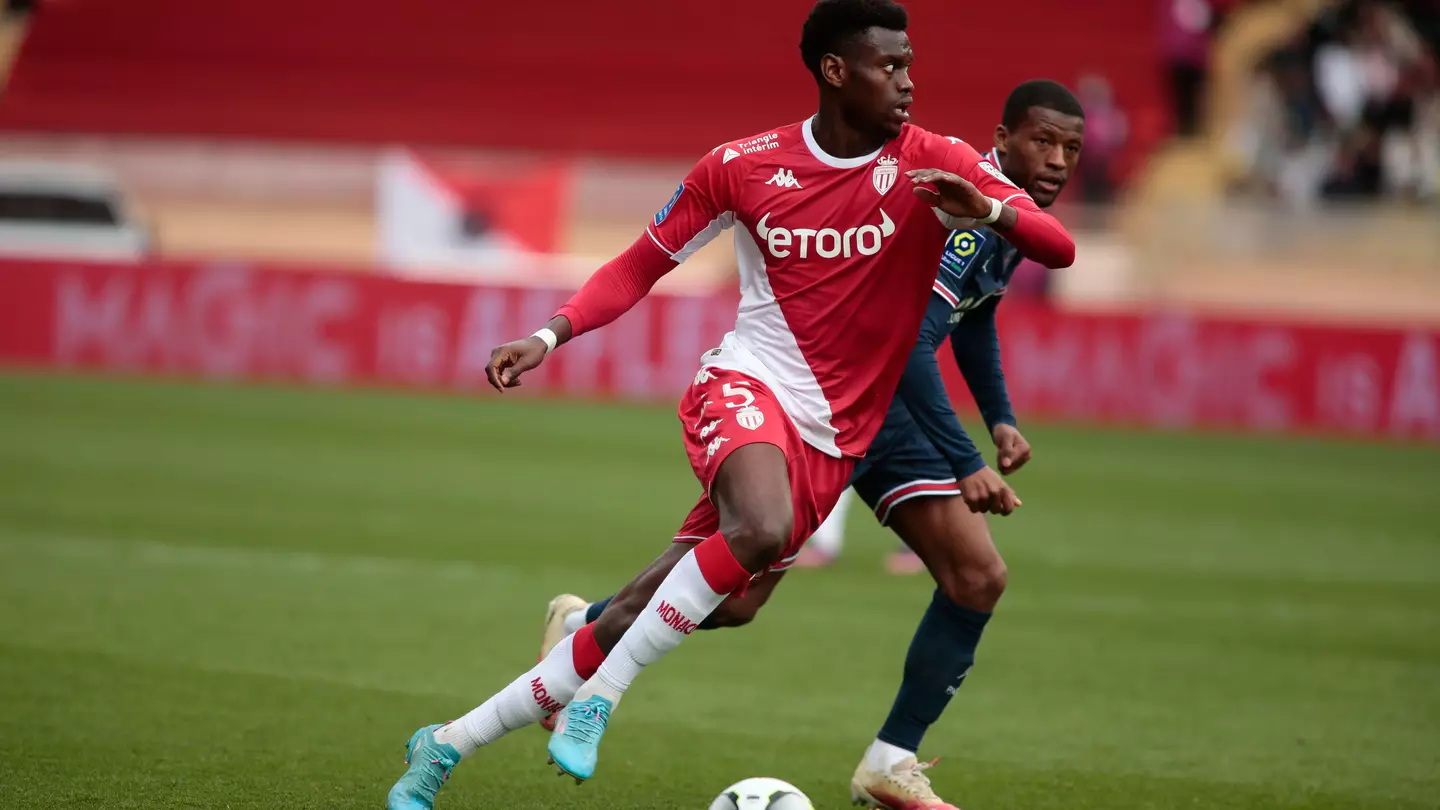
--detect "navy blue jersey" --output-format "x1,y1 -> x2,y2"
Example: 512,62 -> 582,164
932,225 -> 1018,319
873,150 -> 1023,479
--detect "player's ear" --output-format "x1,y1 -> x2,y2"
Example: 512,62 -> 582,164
819,53 -> 846,90
992,125 -> 1009,158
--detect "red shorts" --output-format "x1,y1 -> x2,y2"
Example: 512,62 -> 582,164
672,366 -> 853,572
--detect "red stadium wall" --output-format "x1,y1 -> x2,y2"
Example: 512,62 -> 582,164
2,259 -> 1437,444
0,0 -> 1163,169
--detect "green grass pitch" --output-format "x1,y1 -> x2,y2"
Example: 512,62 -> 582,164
0,371 -> 1437,809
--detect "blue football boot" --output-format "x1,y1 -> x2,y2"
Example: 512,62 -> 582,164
386,724 -> 460,809
546,695 -> 614,783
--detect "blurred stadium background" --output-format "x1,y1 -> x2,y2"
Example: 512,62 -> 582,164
0,1 -> 1436,808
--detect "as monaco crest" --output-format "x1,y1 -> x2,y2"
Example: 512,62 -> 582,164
735,405 -> 765,431
872,155 -> 898,195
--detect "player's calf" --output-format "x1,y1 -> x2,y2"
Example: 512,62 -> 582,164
588,544 -> 695,651
859,495 -> 1003,781
560,562 -> 786,644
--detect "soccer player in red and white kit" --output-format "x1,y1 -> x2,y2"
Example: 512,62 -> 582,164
386,1 -> 1074,805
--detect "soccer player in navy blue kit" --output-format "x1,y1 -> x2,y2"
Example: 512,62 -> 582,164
544,79 -> 1085,809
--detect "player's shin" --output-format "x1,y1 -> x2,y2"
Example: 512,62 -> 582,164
433,625 -> 606,759
869,589 -> 991,769
581,590 -> 740,633
575,533 -> 750,705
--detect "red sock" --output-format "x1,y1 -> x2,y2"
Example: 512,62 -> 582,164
571,622 -> 606,680
694,531 -> 753,595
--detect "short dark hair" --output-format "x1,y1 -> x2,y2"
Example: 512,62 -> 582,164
1001,79 -> 1085,130
800,0 -> 909,81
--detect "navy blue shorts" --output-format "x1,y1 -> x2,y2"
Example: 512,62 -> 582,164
849,400 -> 962,525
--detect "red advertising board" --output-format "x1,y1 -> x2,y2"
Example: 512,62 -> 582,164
2,259 -> 1436,443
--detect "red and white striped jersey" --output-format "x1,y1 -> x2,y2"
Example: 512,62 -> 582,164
646,118 -> 1056,459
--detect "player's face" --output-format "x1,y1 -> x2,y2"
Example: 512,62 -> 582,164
995,107 -> 1085,208
840,28 -> 914,139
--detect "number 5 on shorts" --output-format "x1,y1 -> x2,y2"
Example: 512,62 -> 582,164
722,381 -> 754,409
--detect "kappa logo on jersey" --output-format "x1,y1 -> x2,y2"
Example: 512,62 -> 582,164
765,168 -> 802,189
705,436 -> 730,461
735,405 -> 765,430
872,154 -> 898,195
654,183 -> 684,226
754,209 -> 895,260
699,418 -> 723,439
977,161 -> 1018,188
693,367 -> 716,386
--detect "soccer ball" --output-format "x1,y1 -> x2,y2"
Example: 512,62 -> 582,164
708,777 -> 814,810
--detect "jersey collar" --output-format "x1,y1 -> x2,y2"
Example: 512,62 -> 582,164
801,115 -> 888,169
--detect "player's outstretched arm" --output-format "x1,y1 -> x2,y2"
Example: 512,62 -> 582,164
895,296 -> 1020,515
487,145 -> 736,393
950,299 -> 1031,475
950,298 -> 1014,434
909,168 -> 1074,269
485,234 -> 677,392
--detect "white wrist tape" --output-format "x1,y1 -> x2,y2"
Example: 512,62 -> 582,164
978,197 -> 1003,225
531,327 -> 558,353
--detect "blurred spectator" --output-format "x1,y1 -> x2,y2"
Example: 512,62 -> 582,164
1316,1 -> 1438,199
1075,74 -> 1130,203
1163,0 -> 1221,136
1230,0 -> 1438,205
1230,45 -> 1333,204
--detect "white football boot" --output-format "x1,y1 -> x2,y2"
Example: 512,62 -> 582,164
851,755 -> 962,810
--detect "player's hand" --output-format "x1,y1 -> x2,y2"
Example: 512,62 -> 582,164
485,337 -> 548,393
992,424 -> 1032,475
958,467 -> 1021,516
907,169 -> 992,220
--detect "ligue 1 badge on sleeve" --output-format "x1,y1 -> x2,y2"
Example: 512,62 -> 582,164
654,183 -> 684,226
872,155 -> 898,195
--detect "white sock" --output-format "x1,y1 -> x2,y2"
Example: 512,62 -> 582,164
864,738 -> 916,772
809,487 -> 856,557
560,605 -> 588,635
575,548 -> 729,705
433,634 -> 585,759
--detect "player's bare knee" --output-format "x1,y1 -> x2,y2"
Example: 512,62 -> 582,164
943,560 -> 1008,612
723,513 -> 791,572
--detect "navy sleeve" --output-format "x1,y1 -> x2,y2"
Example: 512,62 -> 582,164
950,296 -> 1016,432
893,295 -> 988,480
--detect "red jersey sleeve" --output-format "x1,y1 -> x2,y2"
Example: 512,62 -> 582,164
555,147 -> 740,338
932,136 -> 1076,269
645,145 -> 741,261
